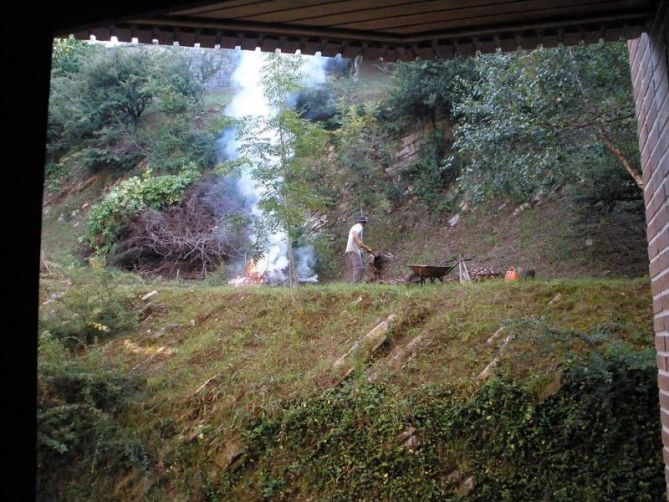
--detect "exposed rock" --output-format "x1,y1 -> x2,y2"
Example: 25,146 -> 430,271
141,290 -> 159,301
402,434 -> 421,452
456,475 -> 476,496
396,426 -> 417,444
585,238 -> 593,246
548,293 -> 563,305
485,327 -> 505,346
194,373 -> 221,394
447,469 -> 464,483
368,328 -> 442,382
42,291 -> 65,305
477,356 -> 501,381
151,323 -> 179,340
448,214 -> 460,227
512,202 -> 530,216
214,440 -> 246,470
333,314 -> 397,369
477,335 -> 515,381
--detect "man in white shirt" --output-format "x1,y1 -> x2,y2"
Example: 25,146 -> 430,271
345,215 -> 373,283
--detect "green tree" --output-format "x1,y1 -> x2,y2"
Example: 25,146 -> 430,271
235,52 -> 327,288
51,36 -> 101,77
375,57 -> 475,134
47,44 -> 220,175
334,103 -> 392,213
449,42 -> 641,203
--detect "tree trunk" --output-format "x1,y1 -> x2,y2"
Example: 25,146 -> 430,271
286,237 -> 299,288
597,127 -> 644,190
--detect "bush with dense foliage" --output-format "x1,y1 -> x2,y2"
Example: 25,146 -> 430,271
362,42 -> 642,214
333,103 -> 393,213
85,164 -> 200,254
37,333 -> 149,499
39,263 -> 139,348
375,58 -> 475,134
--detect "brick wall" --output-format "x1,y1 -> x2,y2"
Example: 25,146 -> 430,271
628,0 -> 669,488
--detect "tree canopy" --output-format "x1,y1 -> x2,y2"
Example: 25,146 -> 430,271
449,42 -> 641,203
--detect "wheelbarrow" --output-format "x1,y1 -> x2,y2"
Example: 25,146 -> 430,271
406,258 -> 471,285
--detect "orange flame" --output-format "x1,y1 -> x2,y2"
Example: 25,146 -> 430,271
244,258 -> 265,284
229,258 -> 266,286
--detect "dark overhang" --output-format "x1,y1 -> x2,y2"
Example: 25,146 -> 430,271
55,0 -> 661,59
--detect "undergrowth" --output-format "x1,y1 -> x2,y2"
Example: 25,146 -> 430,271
37,333 -> 150,500
220,350 -> 662,501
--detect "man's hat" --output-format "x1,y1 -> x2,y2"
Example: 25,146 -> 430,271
356,215 -> 368,223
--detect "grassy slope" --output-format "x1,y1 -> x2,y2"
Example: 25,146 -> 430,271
37,58 -> 659,500
325,195 -> 649,283
38,273 -> 657,499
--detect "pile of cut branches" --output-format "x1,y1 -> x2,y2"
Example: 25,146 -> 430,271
108,189 -> 248,278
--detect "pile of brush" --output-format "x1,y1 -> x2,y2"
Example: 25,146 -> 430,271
368,251 -> 395,282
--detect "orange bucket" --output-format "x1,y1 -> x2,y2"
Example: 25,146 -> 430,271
504,266 -> 520,282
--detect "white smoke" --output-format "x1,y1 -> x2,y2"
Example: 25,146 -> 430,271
220,49 -> 328,284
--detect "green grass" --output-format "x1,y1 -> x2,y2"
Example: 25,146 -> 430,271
38,265 -> 658,500
40,173 -> 111,266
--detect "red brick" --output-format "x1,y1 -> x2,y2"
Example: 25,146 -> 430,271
648,170 -> 663,201
659,251 -> 669,280
660,389 -> 669,410
656,228 -> 669,257
659,353 -> 669,371
655,68 -> 669,109
653,272 -> 669,295
658,370 -> 669,392
650,133 -> 669,173
651,250 -> 669,279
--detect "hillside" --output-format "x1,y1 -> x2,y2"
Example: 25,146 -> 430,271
38,42 -> 658,501
38,273 -> 662,500
324,193 -> 649,283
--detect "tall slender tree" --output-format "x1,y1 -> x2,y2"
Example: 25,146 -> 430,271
237,52 -> 327,287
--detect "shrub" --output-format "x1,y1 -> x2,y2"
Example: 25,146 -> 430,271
37,334 -> 150,499
85,163 -> 200,254
39,264 -> 139,348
